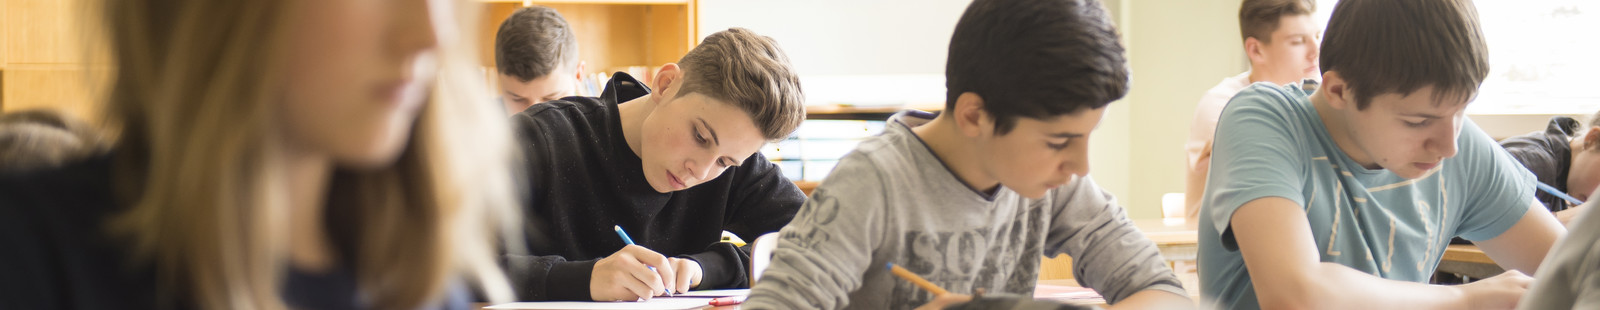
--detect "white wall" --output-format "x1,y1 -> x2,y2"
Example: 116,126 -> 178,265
1120,0 -> 1246,219
699,0 -> 969,76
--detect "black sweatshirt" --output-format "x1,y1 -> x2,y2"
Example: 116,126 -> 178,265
0,154 -> 472,310
1500,116 -> 1580,212
504,73 -> 804,301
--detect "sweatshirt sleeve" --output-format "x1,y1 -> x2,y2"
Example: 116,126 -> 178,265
1042,175 -> 1187,304
743,156 -> 887,309
686,152 -> 807,289
500,253 -> 599,301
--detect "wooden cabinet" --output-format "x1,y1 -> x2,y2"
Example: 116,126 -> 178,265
0,0 -> 701,121
0,0 -> 107,122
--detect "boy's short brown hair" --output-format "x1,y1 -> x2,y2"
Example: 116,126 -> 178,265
673,28 -> 805,141
1239,0 -> 1316,44
945,0 -> 1128,135
1321,0 -> 1488,110
495,6 -> 579,82
0,109 -> 103,172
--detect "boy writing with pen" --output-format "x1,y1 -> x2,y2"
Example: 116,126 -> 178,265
1497,112 -> 1600,225
502,28 -> 808,302
742,0 -> 1189,309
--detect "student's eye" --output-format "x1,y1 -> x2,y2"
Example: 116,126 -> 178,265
1403,119 -> 1430,128
1047,140 -> 1071,150
692,128 -> 708,145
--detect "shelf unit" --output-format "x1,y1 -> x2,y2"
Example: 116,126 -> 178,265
0,0 -> 106,122
478,0 -> 699,85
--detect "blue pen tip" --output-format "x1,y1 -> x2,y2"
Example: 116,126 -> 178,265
885,263 -> 894,270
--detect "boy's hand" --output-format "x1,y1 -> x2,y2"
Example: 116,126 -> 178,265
1458,270 -> 1532,310
590,245 -> 676,301
666,257 -> 702,293
913,294 -> 973,310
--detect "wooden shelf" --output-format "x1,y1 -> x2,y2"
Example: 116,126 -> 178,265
804,103 -> 942,120
481,0 -> 690,4
478,0 -> 698,82
793,180 -> 818,196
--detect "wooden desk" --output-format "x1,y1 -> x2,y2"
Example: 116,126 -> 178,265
1442,244 -> 1494,265
1133,218 -> 1200,262
1038,270 -> 1201,307
1039,218 -> 1199,280
1437,244 -> 1504,280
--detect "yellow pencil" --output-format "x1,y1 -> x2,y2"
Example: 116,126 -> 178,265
886,263 -> 950,296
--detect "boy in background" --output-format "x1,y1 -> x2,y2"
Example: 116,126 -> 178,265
495,5 -> 584,114
1498,113 -> 1600,224
1185,0 -> 1321,221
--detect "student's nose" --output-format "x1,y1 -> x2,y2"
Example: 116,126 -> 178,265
686,154 -> 718,182
1428,119 -> 1461,159
1307,40 -> 1320,62
1060,142 -> 1090,177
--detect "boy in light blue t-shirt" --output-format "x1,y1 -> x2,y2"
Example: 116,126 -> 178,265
1198,0 -> 1566,309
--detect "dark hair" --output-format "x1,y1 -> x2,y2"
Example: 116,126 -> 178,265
674,28 -> 805,141
1239,0 -> 1315,44
495,6 -> 578,82
0,109 -> 103,173
945,0 -> 1128,135
1320,0 -> 1487,110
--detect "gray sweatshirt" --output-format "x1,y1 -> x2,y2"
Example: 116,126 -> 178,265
743,111 -> 1186,310
1517,188 -> 1600,310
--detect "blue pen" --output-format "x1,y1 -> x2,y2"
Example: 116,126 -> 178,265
613,225 -> 674,296
1537,182 -> 1584,206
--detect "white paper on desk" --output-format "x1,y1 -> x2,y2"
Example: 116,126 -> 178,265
484,298 -> 710,310
671,289 -> 748,298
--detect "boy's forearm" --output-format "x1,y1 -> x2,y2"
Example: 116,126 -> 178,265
1105,289 -> 1192,310
1234,198 -> 1471,310
1261,262 -> 1469,310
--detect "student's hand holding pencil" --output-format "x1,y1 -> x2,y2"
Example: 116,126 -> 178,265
889,263 -> 975,310
914,294 -> 974,310
591,245 -> 677,301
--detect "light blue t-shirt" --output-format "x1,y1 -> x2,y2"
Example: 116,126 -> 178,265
1197,82 -> 1537,310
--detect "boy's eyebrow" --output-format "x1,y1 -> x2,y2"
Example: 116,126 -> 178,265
697,117 -> 721,146
541,89 -> 563,100
1046,132 -> 1085,138
504,91 -> 524,100
1400,112 -> 1444,119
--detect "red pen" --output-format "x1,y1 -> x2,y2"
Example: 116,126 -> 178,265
708,296 -> 746,306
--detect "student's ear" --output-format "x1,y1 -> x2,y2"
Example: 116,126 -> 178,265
1244,37 -> 1267,66
953,92 -> 992,138
1584,127 -> 1600,151
573,60 -> 587,81
651,63 -> 684,104
1320,70 -> 1354,110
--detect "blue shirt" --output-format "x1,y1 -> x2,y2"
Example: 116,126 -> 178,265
1197,82 -> 1537,309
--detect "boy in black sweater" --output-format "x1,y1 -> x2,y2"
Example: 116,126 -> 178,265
504,28 -> 807,302
1498,113 -> 1600,225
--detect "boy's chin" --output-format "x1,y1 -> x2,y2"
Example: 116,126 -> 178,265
1010,186 -> 1050,200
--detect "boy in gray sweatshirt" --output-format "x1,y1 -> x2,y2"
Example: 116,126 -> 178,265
742,0 -> 1189,309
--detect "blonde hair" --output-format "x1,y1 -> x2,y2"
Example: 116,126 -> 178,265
674,28 -> 805,141
97,1 -> 520,309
